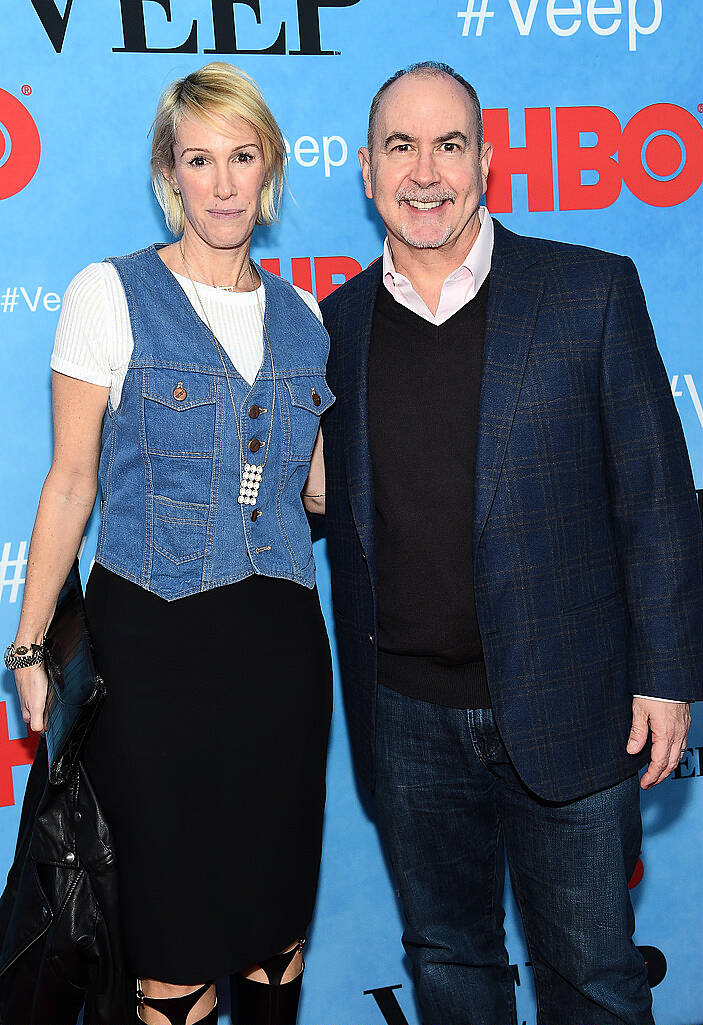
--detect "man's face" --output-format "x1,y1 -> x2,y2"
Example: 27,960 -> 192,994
359,72 -> 492,254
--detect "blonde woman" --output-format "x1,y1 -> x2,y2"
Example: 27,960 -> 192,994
10,63 -> 333,1025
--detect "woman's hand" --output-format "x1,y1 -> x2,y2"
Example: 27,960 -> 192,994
14,662 -> 49,733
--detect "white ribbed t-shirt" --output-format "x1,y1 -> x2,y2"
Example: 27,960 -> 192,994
51,261 -> 323,408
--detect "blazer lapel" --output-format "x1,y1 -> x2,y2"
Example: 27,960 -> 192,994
340,261 -> 383,570
473,220 -> 545,556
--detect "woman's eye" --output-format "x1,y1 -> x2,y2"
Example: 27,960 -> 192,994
188,155 -> 207,167
236,151 -> 255,163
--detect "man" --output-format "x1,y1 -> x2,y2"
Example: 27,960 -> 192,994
320,62 -> 703,1025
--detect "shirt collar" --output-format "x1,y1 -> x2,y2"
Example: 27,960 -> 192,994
382,206 -> 494,294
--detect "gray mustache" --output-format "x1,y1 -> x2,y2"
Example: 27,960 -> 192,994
396,191 -> 456,204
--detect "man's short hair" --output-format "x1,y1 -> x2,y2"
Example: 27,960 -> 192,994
367,61 -> 483,153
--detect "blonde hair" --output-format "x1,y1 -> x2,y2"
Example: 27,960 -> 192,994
150,62 -> 286,235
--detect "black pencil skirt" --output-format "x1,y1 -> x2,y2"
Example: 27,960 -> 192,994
81,562 -> 332,984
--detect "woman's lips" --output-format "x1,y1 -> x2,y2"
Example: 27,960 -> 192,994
208,209 -> 244,219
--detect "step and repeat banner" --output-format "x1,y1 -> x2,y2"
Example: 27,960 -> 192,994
1,1 -> 702,1023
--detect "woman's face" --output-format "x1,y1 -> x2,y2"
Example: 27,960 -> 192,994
167,113 -> 267,253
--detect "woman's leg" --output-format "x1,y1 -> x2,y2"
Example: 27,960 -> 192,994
137,979 -> 217,1025
234,939 -> 305,1025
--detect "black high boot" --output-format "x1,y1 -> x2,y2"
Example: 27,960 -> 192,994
136,980 -> 218,1025
234,939 -> 305,1025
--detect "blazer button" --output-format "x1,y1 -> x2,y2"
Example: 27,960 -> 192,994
312,389 -> 322,407
248,438 -> 262,452
250,509 -> 262,521
249,405 -> 261,418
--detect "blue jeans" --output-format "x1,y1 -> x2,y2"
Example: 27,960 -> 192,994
374,685 -> 654,1025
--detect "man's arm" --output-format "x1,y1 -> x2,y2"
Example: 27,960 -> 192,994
599,257 -> 703,786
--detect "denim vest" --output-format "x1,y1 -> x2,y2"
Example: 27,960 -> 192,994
95,245 -> 334,600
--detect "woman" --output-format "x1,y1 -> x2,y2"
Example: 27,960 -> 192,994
7,62 -> 333,1025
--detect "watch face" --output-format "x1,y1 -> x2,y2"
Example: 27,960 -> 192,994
15,645 -> 29,656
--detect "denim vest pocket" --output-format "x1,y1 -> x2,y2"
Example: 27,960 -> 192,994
152,496 -> 209,564
144,370 -> 216,505
283,374 -> 335,462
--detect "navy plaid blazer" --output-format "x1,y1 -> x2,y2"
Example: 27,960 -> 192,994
320,219 -> 703,802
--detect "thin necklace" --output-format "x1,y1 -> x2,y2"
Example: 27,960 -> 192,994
179,239 -> 276,509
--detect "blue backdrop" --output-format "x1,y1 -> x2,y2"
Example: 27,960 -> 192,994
1,2 -> 701,1022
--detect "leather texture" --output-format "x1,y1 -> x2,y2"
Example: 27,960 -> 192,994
44,559 -> 106,786
0,742 -> 133,1024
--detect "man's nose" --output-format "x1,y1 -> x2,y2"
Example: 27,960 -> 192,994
410,149 -> 440,188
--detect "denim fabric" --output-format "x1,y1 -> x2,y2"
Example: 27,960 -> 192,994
374,685 -> 654,1025
95,245 -> 333,600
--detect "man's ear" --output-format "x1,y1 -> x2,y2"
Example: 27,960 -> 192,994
358,147 -> 373,200
479,142 -> 493,197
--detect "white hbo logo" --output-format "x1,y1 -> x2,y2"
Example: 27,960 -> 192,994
284,133 -> 348,178
457,0 -> 663,52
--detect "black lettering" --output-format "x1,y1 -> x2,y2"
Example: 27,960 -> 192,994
29,0 -> 75,53
696,745 -> 703,777
638,945 -> 667,988
205,0 -> 286,55
363,984 -> 410,1025
113,0 -> 198,53
510,962 -> 521,986
672,749 -> 695,779
289,0 -> 362,55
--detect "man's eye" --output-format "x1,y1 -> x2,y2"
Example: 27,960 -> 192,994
441,143 -> 459,153
391,144 -> 411,153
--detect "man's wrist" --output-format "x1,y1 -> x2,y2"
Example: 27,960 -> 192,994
633,694 -> 687,704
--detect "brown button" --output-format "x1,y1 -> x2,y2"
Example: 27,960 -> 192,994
250,509 -> 261,522
249,405 -> 261,418
312,389 -> 321,407
248,438 -> 262,453
173,382 -> 187,401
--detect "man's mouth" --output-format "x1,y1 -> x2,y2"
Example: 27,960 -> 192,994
400,198 -> 453,211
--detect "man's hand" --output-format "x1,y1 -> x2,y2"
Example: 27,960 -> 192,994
626,697 -> 691,789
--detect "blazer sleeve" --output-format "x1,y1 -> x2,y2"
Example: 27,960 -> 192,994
599,257 -> 703,701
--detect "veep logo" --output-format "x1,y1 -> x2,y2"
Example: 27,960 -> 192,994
29,0 -> 361,55
458,0 -> 662,52
484,103 -> 703,212
0,89 -> 41,200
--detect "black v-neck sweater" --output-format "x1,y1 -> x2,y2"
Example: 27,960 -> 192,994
368,277 -> 491,709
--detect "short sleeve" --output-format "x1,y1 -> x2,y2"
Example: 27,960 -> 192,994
51,264 -> 113,387
293,285 -> 323,323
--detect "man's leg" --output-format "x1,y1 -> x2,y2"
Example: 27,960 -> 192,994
477,711 -> 654,1025
374,684 -> 517,1025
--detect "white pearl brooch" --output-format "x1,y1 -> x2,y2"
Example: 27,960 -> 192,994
237,462 -> 263,505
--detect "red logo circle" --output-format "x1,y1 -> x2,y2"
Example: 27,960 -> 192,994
0,88 -> 41,201
21,84 -> 32,97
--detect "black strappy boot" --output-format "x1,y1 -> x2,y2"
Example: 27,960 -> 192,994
136,979 -> 218,1025
234,939 -> 305,1025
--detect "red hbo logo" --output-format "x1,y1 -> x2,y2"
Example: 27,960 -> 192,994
485,102 -> 703,212
0,88 -> 41,201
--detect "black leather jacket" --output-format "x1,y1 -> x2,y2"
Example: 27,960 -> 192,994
0,744 -> 133,1024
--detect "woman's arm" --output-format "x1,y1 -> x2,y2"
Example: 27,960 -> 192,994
302,427 -> 325,516
12,371 -> 109,731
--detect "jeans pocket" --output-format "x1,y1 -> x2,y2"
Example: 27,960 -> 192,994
283,374 -> 335,463
152,497 -> 209,564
